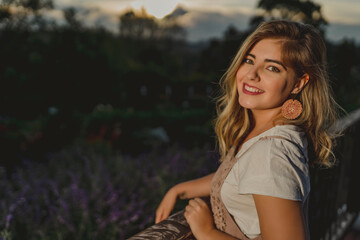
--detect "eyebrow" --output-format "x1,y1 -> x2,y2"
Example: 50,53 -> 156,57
247,53 -> 287,71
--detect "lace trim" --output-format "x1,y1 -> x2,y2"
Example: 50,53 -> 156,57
210,148 -> 236,231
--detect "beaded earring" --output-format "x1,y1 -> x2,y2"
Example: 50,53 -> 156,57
281,99 -> 303,120
281,74 -> 309,120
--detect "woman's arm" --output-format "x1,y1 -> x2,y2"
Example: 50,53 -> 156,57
155,173 -> 214,223
253,194 -> 307,240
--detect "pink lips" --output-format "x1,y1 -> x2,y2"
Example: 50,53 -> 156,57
242,83 -> 264,95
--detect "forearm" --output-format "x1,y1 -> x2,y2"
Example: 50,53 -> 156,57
172,173 -> 214,199
156,173 -> 215,223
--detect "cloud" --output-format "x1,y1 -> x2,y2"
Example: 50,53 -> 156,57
175,6 -> 360,43
177,8 -> 251,42
45,1 -> 360,43
43,3 -> 120,32
326,22 -> 360,43
179,0 -> 256,14
316,0 -> 360,25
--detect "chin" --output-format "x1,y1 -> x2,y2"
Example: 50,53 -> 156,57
238,99 -> 254,109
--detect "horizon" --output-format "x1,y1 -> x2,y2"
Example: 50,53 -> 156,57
49,0 -> 360,43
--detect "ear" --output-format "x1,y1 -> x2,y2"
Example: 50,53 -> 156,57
291,73 -> 309,94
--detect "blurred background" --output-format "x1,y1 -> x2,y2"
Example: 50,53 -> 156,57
0,0 -> 359,239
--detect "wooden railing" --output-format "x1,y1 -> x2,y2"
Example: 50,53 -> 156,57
128,108 -> 360,240
309,108 -> 360,240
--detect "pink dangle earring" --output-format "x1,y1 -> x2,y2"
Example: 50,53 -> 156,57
281,98 -> 303,120
281,75 -> 308,120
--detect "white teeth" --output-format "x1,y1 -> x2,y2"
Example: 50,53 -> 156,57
244,84 -> 264,93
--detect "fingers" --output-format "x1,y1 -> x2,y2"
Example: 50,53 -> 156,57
189,198 -> 206,206
187,198 -> 206,209
184,197 -> 214,239
155,212 -> 162,224
185,198 -> 208,216
156,211 -> 168,224
155,209 -> 169,224
158,198 -> 208,223
155,189 -> 178,223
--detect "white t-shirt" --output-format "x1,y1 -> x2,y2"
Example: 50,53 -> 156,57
221,125 -> 310,239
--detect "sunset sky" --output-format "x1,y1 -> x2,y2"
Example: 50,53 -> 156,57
51,0 -> 360,42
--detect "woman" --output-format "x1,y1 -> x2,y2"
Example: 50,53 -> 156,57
155,20 -> 338,240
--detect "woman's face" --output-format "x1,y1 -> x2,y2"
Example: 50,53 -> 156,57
236,38 -> 299,113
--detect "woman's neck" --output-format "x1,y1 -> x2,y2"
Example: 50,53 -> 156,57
246,107 -> 282,139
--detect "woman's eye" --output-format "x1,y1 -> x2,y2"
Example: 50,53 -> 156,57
243,58 -> 253,64
268,66 -> 280,73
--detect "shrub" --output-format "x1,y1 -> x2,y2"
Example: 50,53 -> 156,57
0,142 -> 218,239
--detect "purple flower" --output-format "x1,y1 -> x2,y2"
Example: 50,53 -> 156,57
5,214 -> 12,229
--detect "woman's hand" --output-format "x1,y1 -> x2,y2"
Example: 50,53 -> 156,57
155,173 -> 214,224
155,187 -> 178,224
184,198 -> 215,239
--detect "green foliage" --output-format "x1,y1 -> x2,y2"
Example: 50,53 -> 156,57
0,15 -> 199,118
250,0 -> 327,33
82,104 -> 215,153
0,229 -> 12,240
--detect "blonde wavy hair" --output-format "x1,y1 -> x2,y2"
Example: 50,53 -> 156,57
215,20 -> 340,168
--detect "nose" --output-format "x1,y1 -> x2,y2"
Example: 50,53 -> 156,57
246,66 -> 259,81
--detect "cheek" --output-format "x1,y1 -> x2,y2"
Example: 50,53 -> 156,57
268,77 -> 293,98
279,78 -> 294,94
236,68 -> 246,87
236,77 -> 242,95
271,81 -> 285,92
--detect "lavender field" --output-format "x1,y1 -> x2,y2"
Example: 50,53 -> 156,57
0,143 -> 218,240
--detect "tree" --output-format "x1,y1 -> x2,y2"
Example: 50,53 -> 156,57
119,8 -> 185,40
327,39 -> 360,110
250,0 -> 327,33
0,5 -> 11,22
1,0 -> 53,12
119,8 -> 159,39
63,7 -> 82,30
0,0 -> 53,30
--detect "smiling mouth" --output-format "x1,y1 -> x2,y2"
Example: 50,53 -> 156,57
243,83 -> 264,95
